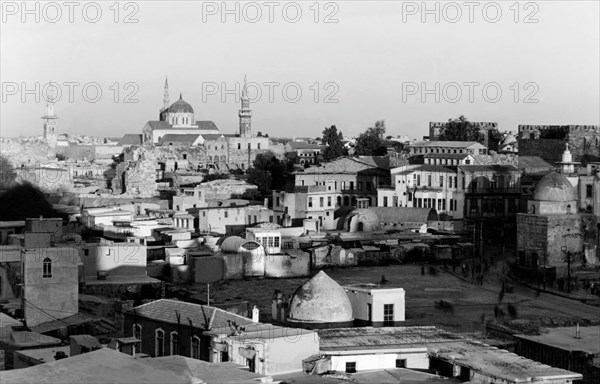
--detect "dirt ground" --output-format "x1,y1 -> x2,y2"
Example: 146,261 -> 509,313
186,264 -> 599,333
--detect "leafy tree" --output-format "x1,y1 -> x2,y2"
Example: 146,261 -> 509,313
438,115 -> 484,143
355,120 -> 388,156
321,125 -> 347,161
0,156 -> 17,188
246,151 -> 292,192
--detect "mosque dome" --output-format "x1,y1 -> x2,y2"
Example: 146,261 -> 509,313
534,172 -> 576,202
288,271 -> 353,324
168,94 -> 194,114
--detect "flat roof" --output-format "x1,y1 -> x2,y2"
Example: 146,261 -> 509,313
318,326 -> 464,351
152,356 -> 268,383
205,323 -> 315,340
429,341 -> 583,382
15,345 -> 71,364
514,325 -> 600,355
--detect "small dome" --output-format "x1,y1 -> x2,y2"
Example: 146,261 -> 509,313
534,172 -> 576,202
168,94 -> 194,114
288,271 -> 353,323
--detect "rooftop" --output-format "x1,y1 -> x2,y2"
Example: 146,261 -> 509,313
15,345 -> 71,364
412,141 -> 484,148
317,326 -> 464,351
429,341 -> 583,382
0,348 -> 189,384
127,299 -> 254,330
514,325 -> 600,355
152,356 -> 268,384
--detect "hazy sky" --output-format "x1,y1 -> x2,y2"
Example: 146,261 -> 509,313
1,0 -> 599,139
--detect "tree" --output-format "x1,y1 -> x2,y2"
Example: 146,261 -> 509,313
246,151 -> 292,192
321,125 -> 347,161
438,115 -> 484,143
355,120 -> 388,156
0,182 -> 57,221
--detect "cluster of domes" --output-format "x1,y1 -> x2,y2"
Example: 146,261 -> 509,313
288,271 -> 353,324
534,172 -> 576,202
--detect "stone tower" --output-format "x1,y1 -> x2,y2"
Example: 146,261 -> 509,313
239,75 -> 252,138
42,92 -> 58,148
162,76 -> 170,112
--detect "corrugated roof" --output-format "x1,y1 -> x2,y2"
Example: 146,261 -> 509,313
128,299 -> 254,330
518,156 -> 553,170
396,165 -> 457,175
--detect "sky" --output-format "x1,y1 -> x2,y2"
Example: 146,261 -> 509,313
1,0 -> 599,140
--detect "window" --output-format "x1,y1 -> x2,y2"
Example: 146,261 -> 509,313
345,362 -> 357,373
383,197 -> 388,206
349,182 -> 354,190
427,175 -> 432,187
42,258 -> 52,278
396,359 -> 407,368
133,324 -> 142,352
366,182 -> 372,191
417,175 -> 421,186
224,211 -> 228,218
238,143 -> 241,149
191,336 -> 200,359
155,329 -> 165,357
308,197 -> 313,207
327,196 -> 332,207
319,197 -> 324,207
248,143 -> 251,149
268,237 -> 274,248
439,176 -> 443,187
587,185 -> 593,198
170,332 -> 179,355
274,236 -> 280,247
358,181 -> 363,190
384,304 -> 394,325
258,143 -> 261,149
367,303 -> 372,322
84,249 -> 89,256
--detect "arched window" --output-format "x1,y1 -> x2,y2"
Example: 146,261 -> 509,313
43,258 -> 52,278
155,329 -> 165,357
191,336 -> 200,360
566,204 -> 572,214
170,331 -> 179,356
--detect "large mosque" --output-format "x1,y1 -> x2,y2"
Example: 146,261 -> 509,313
138,77 -> 277,170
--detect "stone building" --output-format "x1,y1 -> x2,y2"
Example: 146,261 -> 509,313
517,172 -> 598,272
112,147 -> 158,197
518,125 -> 600,164
429,122 -> 500,151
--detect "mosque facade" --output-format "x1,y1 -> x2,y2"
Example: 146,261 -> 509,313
140,77 -> 281,171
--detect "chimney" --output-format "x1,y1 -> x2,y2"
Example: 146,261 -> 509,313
575,323 -> 581,339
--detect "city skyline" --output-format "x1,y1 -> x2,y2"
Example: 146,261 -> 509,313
1,1 -> 599,139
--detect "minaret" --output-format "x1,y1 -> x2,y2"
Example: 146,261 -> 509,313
163,77 -> 170,111
239,75 -> 252,138
558,142 -> 579,175
42,89 -> 59,148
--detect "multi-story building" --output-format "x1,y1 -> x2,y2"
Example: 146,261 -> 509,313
172,180 -> 259,212
189,201 -> 277,234
285,141 -> 322,166
294,157 -> 390,208
429,122 -> 500,151
409,141 -> 488,157
459,164 -> 521,236
272,185 -> 337,230
378,165 -> 463,221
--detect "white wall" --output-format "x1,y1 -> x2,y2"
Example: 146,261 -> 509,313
329,349 -> 428,372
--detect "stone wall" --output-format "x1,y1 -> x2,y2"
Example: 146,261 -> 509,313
518,125 -> 600,163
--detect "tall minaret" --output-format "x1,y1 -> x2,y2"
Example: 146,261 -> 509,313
42,88 -> 59,148
163,77 -> 170,111
239,75 -> 252,138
